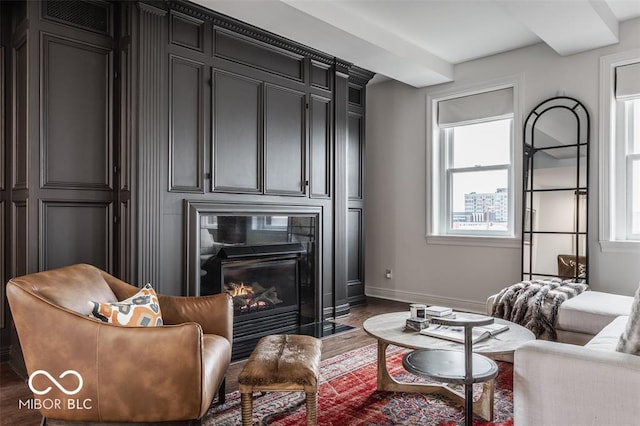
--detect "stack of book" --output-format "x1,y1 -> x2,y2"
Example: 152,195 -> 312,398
425,306 -> 453,317
405,305 -> 456,331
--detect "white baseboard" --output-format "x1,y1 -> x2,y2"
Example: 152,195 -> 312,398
365,286 -> 487,314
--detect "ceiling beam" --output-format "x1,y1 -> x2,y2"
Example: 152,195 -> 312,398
499,0 -> 619,56
193,0 -> 453,87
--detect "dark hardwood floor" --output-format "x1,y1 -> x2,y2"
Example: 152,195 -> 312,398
0,297 -> 407,426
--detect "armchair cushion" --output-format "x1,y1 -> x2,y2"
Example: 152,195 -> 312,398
616,285 -> 640,355
89,283 -> 163,326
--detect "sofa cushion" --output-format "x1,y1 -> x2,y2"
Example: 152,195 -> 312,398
585,315 -> 629,352
89,284 -> 163,326
556,291 -> 633,335
616,286 -> 640,355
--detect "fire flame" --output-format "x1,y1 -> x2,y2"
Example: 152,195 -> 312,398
226,282 -> 254,297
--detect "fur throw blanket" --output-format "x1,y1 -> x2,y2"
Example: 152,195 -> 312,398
491,279 -> 589,340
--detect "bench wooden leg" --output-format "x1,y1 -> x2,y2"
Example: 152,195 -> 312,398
305,391 -> 318,426
240,392 -> 253,426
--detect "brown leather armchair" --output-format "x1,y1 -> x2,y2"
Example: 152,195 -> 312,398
6,263 -> 233,424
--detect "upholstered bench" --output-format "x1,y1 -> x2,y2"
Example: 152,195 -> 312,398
238,334 -> 322,426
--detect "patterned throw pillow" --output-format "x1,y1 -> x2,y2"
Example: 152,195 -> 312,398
89,284 -> 163,327
616,285 -> 640,355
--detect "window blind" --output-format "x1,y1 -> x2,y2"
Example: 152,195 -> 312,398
616,62 -> 640,100
438,87 -> 513,126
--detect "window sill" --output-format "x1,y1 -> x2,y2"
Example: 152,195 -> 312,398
599,240 -> 640,253
425,234 -> 520,249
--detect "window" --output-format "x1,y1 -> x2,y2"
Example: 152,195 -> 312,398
429,85 -> 516,242
599,53 -> 640,251
620,98 -> 640,238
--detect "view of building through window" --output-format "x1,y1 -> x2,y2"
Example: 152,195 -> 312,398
445,119 -> 512,233
453,187 -> 509,231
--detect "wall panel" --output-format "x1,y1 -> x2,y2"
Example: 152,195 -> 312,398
264,84 -> 305,195
41,34 -> 112,189
169,55 -> 203,192
347,208 -> 363,283
12,201 -> 27,277
13,35 -> 28,190
170,11 -> 204,52
347,112 -> 363,200
40,201 -> 111,270
310,95 -> 331,198
213,70 -> 261,192
214,29 -> 303,81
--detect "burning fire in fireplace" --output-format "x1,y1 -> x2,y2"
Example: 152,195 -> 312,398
224,282 -> 283,314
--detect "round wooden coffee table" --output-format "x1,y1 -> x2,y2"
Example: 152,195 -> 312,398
363,311 -> 535,421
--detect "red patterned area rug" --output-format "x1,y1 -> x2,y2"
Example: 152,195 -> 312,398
205,344 -> 514,426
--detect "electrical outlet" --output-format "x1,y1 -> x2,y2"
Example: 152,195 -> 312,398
385,269 -> 392,279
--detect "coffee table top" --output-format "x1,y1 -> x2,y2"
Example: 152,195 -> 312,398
363,311 -> 535,356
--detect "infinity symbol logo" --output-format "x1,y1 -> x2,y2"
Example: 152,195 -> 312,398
28,370 -> 83,396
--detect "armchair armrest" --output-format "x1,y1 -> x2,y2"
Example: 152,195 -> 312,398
158,293 -> 233,341
100,270 -> 233,341
514,340 -> 640,426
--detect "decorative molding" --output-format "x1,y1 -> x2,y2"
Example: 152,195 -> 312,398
334,59 -> 350,78
168,0 -> 335,66
137,5 -> 167,288
138,2 -> 168,17
348,66 -> 375,87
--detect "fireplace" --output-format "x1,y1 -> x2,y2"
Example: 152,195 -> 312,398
187,207 -> 320,360
202,243 -> 304,318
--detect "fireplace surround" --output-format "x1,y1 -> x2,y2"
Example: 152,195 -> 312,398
185,201 -> 323,359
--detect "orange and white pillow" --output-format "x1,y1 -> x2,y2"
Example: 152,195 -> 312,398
89,284 -> 163,327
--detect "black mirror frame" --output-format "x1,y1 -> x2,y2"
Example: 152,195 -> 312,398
521,96 -> 590,282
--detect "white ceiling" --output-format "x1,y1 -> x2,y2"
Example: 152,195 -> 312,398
192,0 -> 640,88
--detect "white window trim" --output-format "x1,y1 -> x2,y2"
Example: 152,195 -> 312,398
425,75 -> 522,248
598,50 -> 640,253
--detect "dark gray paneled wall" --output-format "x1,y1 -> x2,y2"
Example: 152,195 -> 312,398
150,0 -> 372,321
0,1 -> 373,366
2,0 -> 118,369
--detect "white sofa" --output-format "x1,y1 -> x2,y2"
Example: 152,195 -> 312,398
486,290 -> 639,425
514,315 -> 640,426
486,290 -> 633,344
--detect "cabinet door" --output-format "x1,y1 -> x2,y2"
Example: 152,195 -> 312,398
264,84 -> 306,195
213,70 -> 261,193
309,95 -> 331,198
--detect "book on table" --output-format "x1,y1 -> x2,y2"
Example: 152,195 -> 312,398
424,305 -> 453,317
419,321 -> 510,344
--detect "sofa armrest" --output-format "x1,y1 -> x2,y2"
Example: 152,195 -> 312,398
514,340 -> 640,426
157,293 -> 233,341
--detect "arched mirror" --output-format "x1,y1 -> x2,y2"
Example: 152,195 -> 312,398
522,96 -> 589,282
